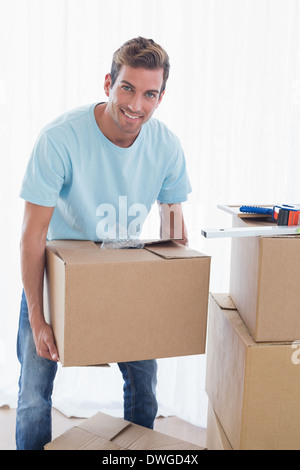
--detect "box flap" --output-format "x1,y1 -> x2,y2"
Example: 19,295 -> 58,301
125,427 -> 203,450
78,412 -> 129,441
112,424 -> 203,450
210,294 -> 292,347
145,240 -> 207,259
46,239 -> 207,263
46,240 -> 98,263
44,426 -> 121,450
46,240 -> 155,264
210,293 -> 237,310
210,294 -> 255,347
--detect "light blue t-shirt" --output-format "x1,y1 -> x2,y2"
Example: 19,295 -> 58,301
20,103 -> 192,241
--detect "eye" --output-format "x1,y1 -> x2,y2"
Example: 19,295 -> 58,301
122,85 -> 132,92
145,92 -> 156,99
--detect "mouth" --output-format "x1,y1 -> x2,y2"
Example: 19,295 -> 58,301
120,109 -> 143,121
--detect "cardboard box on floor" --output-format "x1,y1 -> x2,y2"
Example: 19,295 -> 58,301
206,401 -> 232,451
225,206 -> 300,341
44,240 -> 211,367
45,411 -> 204,450
206,294 -> 300,450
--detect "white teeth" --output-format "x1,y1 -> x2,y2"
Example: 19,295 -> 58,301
123,111 -> 140,120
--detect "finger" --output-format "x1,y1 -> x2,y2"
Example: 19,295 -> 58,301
36,345 -> 53,361
46,341 -> 59,362
38,338 -> 59,362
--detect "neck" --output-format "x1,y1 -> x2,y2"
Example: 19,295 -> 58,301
94,103 -> 139,148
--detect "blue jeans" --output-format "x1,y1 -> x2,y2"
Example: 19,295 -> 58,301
16,290 -> 158,450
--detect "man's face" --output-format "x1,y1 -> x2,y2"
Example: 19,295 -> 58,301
104,65 -> 165,140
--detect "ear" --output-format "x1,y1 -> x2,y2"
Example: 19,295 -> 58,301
104,73 -> 112,97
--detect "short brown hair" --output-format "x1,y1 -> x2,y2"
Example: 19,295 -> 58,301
110,37 -> 170,95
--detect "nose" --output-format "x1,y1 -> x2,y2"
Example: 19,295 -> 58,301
127,93 -> 143,113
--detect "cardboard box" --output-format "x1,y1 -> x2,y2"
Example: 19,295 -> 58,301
205,294 -> 300,450
44,240 -> 210,366
206,401 -> 232,451
229,211 -> 300,341
45,411 -> 204,450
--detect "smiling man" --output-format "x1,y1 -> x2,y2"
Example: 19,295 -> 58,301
97,66 -> 165,146
16,37 -> 192,450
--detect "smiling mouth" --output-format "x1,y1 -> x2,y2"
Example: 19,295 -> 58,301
121,109 -> 143,120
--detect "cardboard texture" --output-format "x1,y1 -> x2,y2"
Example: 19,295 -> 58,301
229,214 -> 300,341
44,240 -> 210,367
206,294 -> 300,450
206,401 -> 232,451
45,412 -> 204,450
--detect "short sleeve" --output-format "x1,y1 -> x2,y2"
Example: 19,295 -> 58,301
157,144 -> 192,204
20,132 -> 66,207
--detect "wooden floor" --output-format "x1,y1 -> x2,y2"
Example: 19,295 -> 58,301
0,405 -> 206,450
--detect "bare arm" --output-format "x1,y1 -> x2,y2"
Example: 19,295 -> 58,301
158,202 -> 189,246
20,201 -> 59,361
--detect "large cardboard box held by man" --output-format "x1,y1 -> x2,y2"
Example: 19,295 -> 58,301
228,209 -> 300,342
45,411 -> 204,451
43,239 -> 210,367
206,294 -> 300,450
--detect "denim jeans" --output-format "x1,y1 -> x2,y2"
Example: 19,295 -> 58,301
16,290 -> 158,450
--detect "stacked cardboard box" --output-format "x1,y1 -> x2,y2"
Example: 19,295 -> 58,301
230,215 -> 300,341
205,211 -> 300,450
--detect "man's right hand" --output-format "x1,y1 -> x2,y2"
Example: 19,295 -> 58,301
32,321 -> 59,362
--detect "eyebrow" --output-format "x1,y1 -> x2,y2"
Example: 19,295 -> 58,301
120,80 -> 160,94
